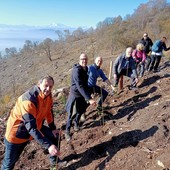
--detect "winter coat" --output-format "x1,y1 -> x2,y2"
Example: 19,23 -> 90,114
5,85 -> 55,149
132,49 -> 146,63
151,40 -> 170,53
70,64 -> 91,101
140,37 -> 153,54
113,53 -> 137,78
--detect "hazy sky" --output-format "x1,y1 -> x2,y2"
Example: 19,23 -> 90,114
0,0 -> 169,28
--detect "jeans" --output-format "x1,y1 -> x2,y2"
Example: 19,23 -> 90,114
136,62 -> 145,77
1,138 -> 28,170
89,85 -> 108,106
1,126 -> 59,170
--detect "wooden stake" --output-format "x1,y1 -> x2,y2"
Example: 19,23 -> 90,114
109,61 -> 113,80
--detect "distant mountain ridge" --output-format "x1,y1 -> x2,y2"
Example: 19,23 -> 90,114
0,23 -> 78,53
0,23 -> 77,31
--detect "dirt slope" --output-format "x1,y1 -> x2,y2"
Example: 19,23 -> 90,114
1,58 -> 170,170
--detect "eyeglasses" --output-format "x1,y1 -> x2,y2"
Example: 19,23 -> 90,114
80,58 -> 87,61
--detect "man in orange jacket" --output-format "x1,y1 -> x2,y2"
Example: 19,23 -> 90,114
1,75 -> 67,170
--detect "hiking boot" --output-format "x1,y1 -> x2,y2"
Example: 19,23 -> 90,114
128,85 -> 138,91
112,86 -> 118,94
74,124 -> 80,132
80,113 -> 86,123
153,69 -> 159,73
132,87 -> 138,90
58,160 -> 67,168
65,132 -> 71,142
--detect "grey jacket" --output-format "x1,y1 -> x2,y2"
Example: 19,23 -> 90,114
113,53 -> 137,78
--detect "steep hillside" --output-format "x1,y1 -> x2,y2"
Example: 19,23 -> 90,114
0,37 -> 112,99
0,56 -> 170,169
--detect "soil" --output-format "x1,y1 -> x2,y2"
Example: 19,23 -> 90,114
1,59 -> 170,170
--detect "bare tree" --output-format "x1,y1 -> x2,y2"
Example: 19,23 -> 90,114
39,38 -> 54,61
72,27 -> 86,40
4,47 -> 17,57
56,30 -> 64,41
64,29 -> 70,40
5,48 -> 10,57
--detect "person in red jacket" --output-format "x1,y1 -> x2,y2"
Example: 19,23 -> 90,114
1,75 -> 67,170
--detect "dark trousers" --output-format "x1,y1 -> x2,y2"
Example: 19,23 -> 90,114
65,94 -> 89,133
1,126 -> 59,170
89,85 -> 108,106
149,54 -> 162,71
145,55 -> 151,71
1,139 -> 28,170
114,69 -> 136,87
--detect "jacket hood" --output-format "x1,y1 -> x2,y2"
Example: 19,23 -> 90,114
73,63 -> 88,70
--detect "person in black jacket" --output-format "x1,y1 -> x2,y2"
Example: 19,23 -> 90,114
65,53 -> 96,142
140,33 -> 153,71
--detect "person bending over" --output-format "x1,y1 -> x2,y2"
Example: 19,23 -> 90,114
88,56 -> 115,111
1,75 -> 67,170
113,47 -> 138,90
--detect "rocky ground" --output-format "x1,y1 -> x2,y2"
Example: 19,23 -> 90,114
1,58 -> 170,170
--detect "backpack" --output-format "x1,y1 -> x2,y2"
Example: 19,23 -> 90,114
151,40 -> 162,52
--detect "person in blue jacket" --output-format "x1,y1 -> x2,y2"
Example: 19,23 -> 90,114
65,53 -> 96,142
149,36 -> 170,72
88,56 -> 115,111
113,47 -> 138,90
